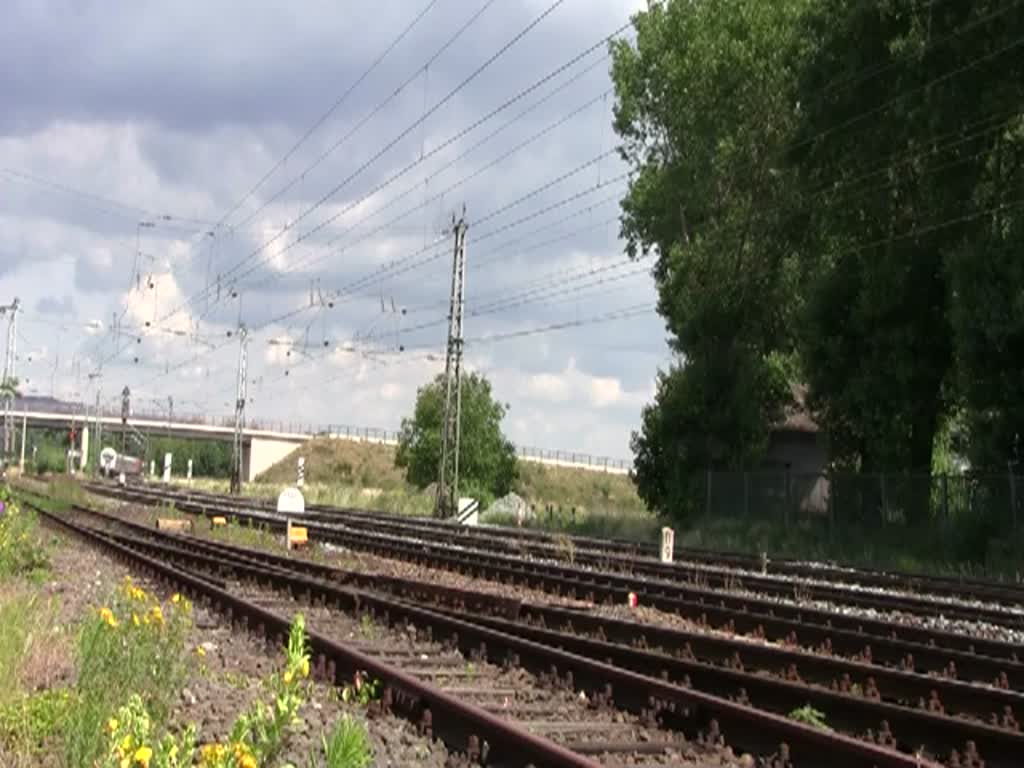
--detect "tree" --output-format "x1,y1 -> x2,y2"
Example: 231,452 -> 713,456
0,377 -> 20,401
395,372 -> 518,508
612,0 -> 811,520
789,0 -> 1024,501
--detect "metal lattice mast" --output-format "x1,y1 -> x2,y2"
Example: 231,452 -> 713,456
1,298 -> 20,460
230,326 -> 249,495
435,213 -> 468,518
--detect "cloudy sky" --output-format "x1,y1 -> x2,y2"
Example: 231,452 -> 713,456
0,0 -> 669,462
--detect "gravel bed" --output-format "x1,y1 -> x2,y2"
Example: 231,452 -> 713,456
235,581 -> 753,767
24,517 -> 450,768
105,497 -> 593,610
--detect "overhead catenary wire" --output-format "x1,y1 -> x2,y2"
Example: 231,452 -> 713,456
222,0 -> 492,239
161,0 -> 568,326
198,17 -> 632,308
211,0 -> 441,235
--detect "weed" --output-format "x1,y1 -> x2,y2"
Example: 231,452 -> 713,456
341,671 -> 382,707
0,489 -> 50,579
788,704 -> 831,731
358,613 -> 376,640
209,518 -> 279,551
218,613 -> 311,765
465,662 -> 477,681
64,578 -> 192,768
553,533 -> 576,565
314,715 -> 373,768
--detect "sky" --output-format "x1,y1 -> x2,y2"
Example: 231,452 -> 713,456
0,0 -> 670,463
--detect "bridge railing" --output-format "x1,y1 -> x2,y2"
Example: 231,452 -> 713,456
29,406 -> 634,472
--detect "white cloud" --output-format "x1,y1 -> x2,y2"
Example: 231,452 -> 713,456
1,0 -> 672,459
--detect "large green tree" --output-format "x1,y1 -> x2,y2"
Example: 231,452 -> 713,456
395,372 -> 518,507
789,0 -> 1024,502
612,0 -> 810,519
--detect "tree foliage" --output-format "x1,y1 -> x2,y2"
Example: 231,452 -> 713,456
614,0 -> 1024,522
395,372 -> 518,507
613,0 -> 810,515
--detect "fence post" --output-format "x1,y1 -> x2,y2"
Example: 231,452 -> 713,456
827,472 -> 835,542
880,472 -> 888,524
1008,463 -> 1018,531
942,474 -> 949,524
705,468 -> 712,518
783,465 -> 791,529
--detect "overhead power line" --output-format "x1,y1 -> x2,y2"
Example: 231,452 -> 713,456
164,0 -> 565,325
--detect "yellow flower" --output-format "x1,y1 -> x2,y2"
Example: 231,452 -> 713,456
172,593 -> 182,604
120,734 -> 133,753
120,758 -> 130,768
239,754 -> 257,768
107,717 -> 119,733
132,613 -> 141,627
283,670 -> 294,684
150,606 -> 164,625
133,745 -> 153,767
300,658 -> 310,678
100,607 -> 119,628
195,645 -> 206,658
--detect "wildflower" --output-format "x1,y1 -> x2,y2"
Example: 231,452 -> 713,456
120,758 -> 130,768
100,607 -> 119,628
132,613 -> 141,627
172,593 -> 181,604
150,605 -> 164,625
301,658 -> 310,678
133,745 -> 153,767
120,734 -> 133,754
283,670 -> 294,684
195,645 -> 206,658
107,717 -> 119,733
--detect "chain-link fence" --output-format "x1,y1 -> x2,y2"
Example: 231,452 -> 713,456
693,469 -> 1022,552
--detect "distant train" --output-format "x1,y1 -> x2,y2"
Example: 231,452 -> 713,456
99,447 -> 144,479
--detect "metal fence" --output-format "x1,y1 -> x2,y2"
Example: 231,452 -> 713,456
696,469 -> 1022,533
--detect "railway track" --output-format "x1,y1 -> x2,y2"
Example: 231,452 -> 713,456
25,490 -> 1024,766
86,484 -> 1024,681
24,494 -> 943,768
87,482 -> 1024,625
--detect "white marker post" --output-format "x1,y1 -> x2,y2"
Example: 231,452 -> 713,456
297,456 -> 305,488
162,452 -> 172,483
187,459 -> 193,483
661,526 -> 675,564
149,460 -> 156,478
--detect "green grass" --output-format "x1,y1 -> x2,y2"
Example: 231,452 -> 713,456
481,505 -> 662,544
208,517 -> 282,550
0,595 -> 36,702
248,436 -> 646,517
316,715 -> 373,768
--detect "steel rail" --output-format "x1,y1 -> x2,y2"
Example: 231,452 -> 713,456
34,502 -> 941,768
28,504 -> 602,768
94,480 -> 1024,607
90,485 -> 1024,681
63,498 -> 1024,727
